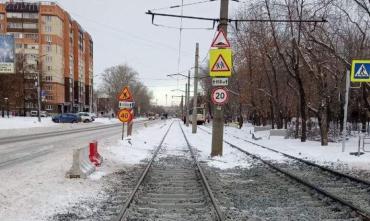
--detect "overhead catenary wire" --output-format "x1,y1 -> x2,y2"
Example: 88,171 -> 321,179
69,11 -> 193,56
149,0 -> 219,11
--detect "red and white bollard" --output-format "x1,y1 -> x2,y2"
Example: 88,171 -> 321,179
89,141 -> 103,166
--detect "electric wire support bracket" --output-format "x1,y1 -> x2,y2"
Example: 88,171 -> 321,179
145,10 -> 328,30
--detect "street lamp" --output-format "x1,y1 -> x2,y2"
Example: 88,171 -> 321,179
4,97 -> 8,118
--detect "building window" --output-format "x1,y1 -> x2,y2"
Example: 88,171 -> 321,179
45,26 -> 51,33
46,105 -> 53,110
8,22 -> 22,29
45,85 -> 52,91
7,12 -> 22,18
45,35 -> 52,42
46,45 -> 51,52
45,16 -> 52,22
46,56 -> 52,63
16,44 -> 22,49
23,23 -> 37,29
46,95 -> 53,101
45,76 -> 52,81
0,14 -> 4,20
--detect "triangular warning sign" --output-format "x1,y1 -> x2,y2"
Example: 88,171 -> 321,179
355,64 -> 370,78
211,54 -> 230,72
118,86 -> 133,101
211,30 -> 231,48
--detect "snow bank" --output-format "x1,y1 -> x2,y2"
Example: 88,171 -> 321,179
0,117 -> 56,129
100,120 -> 171,166
181,124 -> 254,169
224,125 -> 370,171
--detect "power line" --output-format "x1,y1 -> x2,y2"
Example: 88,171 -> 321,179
69,11 -> 193,56
150,0 -> 218,11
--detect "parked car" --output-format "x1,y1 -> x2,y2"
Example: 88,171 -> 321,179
52,113 -> 81,123
77,112 -> 95,123
30,110 -> 48,117
40,111 -> 48,117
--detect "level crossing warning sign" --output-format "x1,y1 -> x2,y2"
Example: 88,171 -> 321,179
351,60 -> 370,82
209,49 -> 232,77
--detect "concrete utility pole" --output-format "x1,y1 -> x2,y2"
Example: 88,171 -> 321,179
211,0 -> 229,156
186,71 -> 190,127
185,83 -> 188,125
192,43 -> 199,133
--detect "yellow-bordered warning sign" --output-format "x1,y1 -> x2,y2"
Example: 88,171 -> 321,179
351,60 -> 370,82
209,49 -> 232,77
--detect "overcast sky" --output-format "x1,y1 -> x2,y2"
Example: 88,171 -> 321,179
50,0 -> 241,106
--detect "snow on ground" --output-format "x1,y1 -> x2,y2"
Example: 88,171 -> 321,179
94,117 -> 148,125
0,120 -> 167,221
221,124 -> 370,171
0,116 -> 56,129
100,120 -> 171,166
181,123 -> 257,169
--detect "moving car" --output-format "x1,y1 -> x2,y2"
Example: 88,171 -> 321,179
77,112 -> 95,123
52,113 -> 81,123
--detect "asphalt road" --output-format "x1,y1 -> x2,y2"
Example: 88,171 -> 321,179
0,120 -> 159,169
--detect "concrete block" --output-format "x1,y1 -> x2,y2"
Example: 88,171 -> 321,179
66,147 -> 95,179
269,129 -> 287,137
254,125 -> 272,132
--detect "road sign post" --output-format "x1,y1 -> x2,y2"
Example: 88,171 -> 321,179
210,16 -> 232,157
117,86 -> 135,140
342,70 -> 351,152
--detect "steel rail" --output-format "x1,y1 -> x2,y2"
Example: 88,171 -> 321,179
198,126 -> 370,220
0,120 -> 151,145
115,121 -> 174,221
227,132 -> 370,186
179,123 -> 224,221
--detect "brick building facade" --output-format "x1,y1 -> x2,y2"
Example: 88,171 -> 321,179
0,1 -> 93,115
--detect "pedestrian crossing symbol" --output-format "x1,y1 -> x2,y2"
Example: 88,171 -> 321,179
211,55 -> 230,72
351,60 -> 370,82
209,49 -> 232,77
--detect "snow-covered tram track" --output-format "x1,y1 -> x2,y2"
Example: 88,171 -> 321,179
115,121 -> 223,221
198,126 -> 370,220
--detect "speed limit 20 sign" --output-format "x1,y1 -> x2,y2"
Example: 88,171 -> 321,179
211,87 -> 229,105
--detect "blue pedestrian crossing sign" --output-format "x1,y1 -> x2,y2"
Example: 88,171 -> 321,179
351,60 -> 370,82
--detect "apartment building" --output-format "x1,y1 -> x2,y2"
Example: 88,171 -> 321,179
0,1 -> 93,115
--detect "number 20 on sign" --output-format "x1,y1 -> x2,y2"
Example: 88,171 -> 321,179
118,109 -> 133,123
211,87 -> 229,105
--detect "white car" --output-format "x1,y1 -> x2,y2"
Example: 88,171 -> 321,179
78,112 -> 94,123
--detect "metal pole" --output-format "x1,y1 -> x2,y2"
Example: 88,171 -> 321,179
37,61 -> 41,123
342,69 -> 350,152
211,0 -> 229,157
192,43 -> 199,133
122,123 -> 125,140
186,71 -> 190,127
